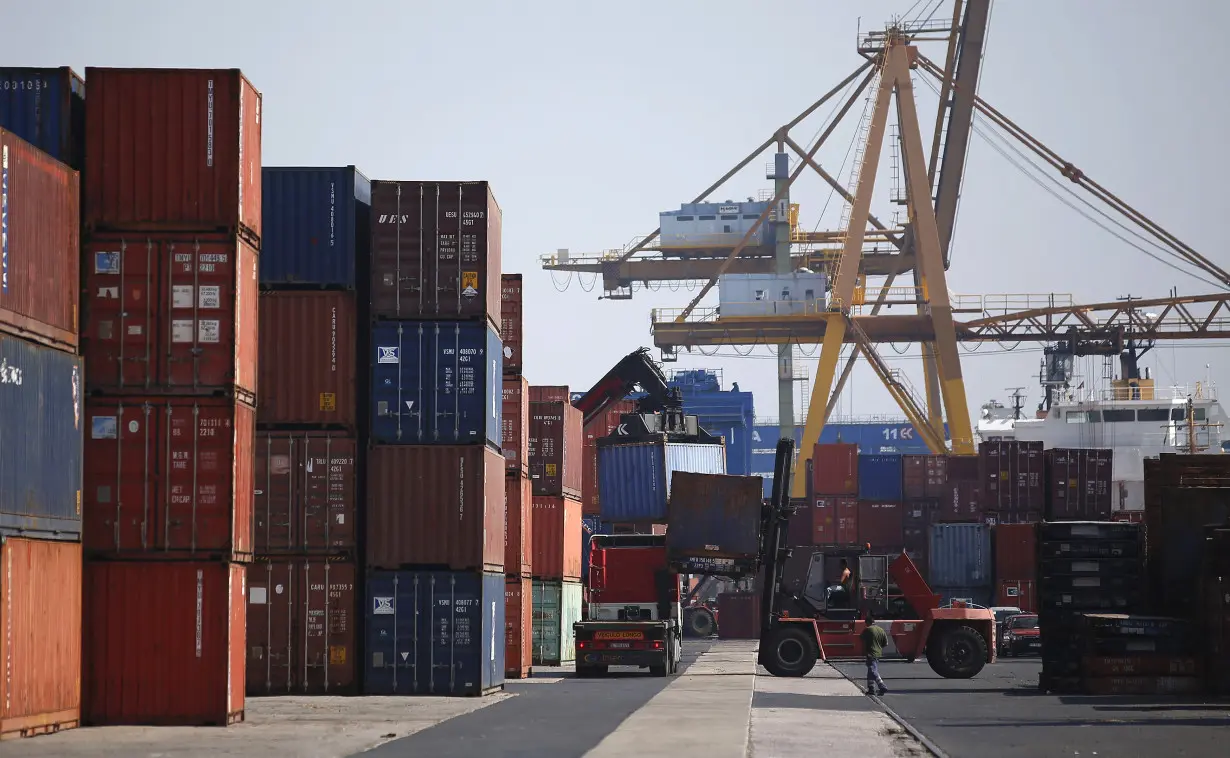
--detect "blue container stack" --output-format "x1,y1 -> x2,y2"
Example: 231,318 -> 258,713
0,67 -> 85,169
666,370 -> 755,475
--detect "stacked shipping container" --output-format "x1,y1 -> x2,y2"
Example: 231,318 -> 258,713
77,67 -> 261,726
501,274 -> 533,678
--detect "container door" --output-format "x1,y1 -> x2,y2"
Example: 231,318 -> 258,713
419,571 -> 500,696
559,582 -> 583,664
299,561 -> 356,694
246,561 -> 294,695
483,572 -> 506,691
364,573 -> 419,694
369,322 -> 428,444
532,580 -> 563,665
254,435 -> 296,551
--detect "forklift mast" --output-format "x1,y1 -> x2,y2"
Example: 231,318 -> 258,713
758,437 -> 797,634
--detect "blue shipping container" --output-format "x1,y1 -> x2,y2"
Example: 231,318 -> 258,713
260,166 -> 371,288
858,453 -> 904,502
597,439 -> 726,523
636,371 -> 756,475
929,523 -> 993,589
0,67 -> 85,169
370,320 -> 502,446
0,334 -> 83,538
364,569 -> 505,696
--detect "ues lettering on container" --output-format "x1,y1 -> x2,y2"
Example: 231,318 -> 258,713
82,396 -> 255,560
528,399 -> 583,498
505,576 -> 533,678
364,570 -> 506,696
369,320 -> 501,447
245,557 -> 357,696
258,291 -> 357,428
254,432 -> 356,554
0,334 -> 83,540
82,234 -> 259,400
369,181 -> 502,324
0,127 -> 81,352
532,495 -> 583,582
0,67 -> 85,169
83,68 -> 262,242
505,472 -> 532,576
502,376 -> 529,474
500,274 -> 523,375
596,439 -> 726,523
259,166 -> 371,289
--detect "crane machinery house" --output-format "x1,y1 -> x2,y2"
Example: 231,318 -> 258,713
658,200 -> 771,251
718,272 -> 829,317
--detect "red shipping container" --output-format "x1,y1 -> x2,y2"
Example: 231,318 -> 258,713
812,443 -> 859,496
716,591 -> 761,639
996,579 -> 1036,613
257,292 -> 357,428
814,497 -> 860,545
505,576 -> 532,678
501,274 -> 523,375
83,560 -> 245,726
902,454 -> 947,500
994,523 -> 1038,582
245,557 -> 357,696
0,128 -> 80,353
940,454 -> 983,522
0,537 -> 81,740
83,396 -> 255,560
82,233 -> 259,400
985,511 -> 1042,526
83,68 -> 262,241
1045,448 -> 1113,521
979,440 -> 1045,513
529,400 -> 583,499
530,385 -> 571,403
366,445 -> 505,573
582,400 -> 637,515
505,472 -> 533,576
532,495 -> 582,581
856,501 -> 904,550
254,432 -> 356,554
502,376 -> 529,475
369,181 -> 502,322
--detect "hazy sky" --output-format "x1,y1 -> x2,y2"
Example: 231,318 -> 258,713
9,0 -> 1228,429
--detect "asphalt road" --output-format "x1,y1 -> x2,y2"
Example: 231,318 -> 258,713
833,657 -> 1230,758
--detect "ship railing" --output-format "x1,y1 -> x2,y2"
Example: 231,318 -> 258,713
1092,383 -> 1218,402
950,293 -> 1075,314
652,298 -> 833,324
753,414 -> 914,428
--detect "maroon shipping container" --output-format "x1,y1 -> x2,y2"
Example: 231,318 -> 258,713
0,128 -> 80,352
814,497 -> 860,545
994,523 -> 1038,582
505,576 -> 533,678
531,495 -> 582,581
0,537 -> 81,740
528,400 -> 583,499
506,472 -> 533,577
856,501 -> 904,550
940,454 -> 983,522
245,557 -> 357,696
83,560 -> 246,726
83,68 -> 262,241
501,274 -> 523,375
254,432 -> 356,554
979,440 -> 1045,513
502,376 -> 529,475
902,500 -> 938,580
83,396 -> 255,560
985,511 -> 1042,526
997,579 -> 1037,613
366,445 -> 505,573
716,591 -> 761,639
1045,448 -> 1113,521
369,181 -> 502,322
82,233 -> 259,401
902,454 -> 947,500
582,400 -> 637,516
257,292 -> 357,428
812,443 -> 859,496
529,385 -> 570,403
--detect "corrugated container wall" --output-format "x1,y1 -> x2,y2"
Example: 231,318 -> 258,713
811,497 -> 860,546
366,445 -> 505,572
0,128 -> 81,352
363,570 -> 505,696
902,500 -> 937,578
254,432 -> 356,554
82,233 -> 259,399
994,523 -> 1038,582
505,473 -> 532,576
596,439 -> 726,523
1045,448 -> 1113,521
259,166 -> 370,288
941,455 -> 983,523
501,274 -> 523,375
83,561 -> 246,726
857,501 -> 904,550
0,335 -> 83,539
582,400 -> 637,515
979,440 -> 1045,513
532,496 -> 582,581
83,68 -> 262,241
502,377 -> 529,474
505,576 -> 532,678
0,537 -> 81,739
83,396 -> 255,559
529,385 -> 570,403
903,455 -> 947,500
666,472 -> 764,570
716,591 -> 761,639
997,579 -> 1037,614
528,400 -> 583,498
662,371 -> 755,476
369,320 -> 501,447
369,181 -> 502,323
258,292 -> 356,428
245,557 -> 357,696
532,579 -> 583,665
812,443 -> 859,496
929,523 -> 992,589
0,67 -> 85,169
858,454 -> 904,502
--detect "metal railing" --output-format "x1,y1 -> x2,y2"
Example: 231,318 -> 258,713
949,293 -> 1076,314
652,298 -> 834,324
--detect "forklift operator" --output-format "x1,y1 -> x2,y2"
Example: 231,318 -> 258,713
828,559 -> 853,607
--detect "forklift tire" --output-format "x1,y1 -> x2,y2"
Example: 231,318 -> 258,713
761,626 -> 819,678
927,625 -> 988,679
684,607 -> 716,638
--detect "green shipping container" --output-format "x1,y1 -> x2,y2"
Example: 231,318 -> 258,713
531,579 -> 583,665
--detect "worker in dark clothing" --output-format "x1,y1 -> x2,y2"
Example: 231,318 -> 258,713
861,611 -> 889,696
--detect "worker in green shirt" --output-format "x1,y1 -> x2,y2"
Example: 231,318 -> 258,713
860,611 -> 889,696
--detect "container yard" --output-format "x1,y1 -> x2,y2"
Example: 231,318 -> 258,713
4,4 -> 1230,758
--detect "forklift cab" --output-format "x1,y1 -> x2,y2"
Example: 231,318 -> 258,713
793,550 -> 890,620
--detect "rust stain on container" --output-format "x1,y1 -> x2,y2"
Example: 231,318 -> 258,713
0,128 -> 80,352
505,472 -> 533,577
83,68 -> 262,241
502,376 -> 529,475
245,557 -> 357,696
255,432 -> 356,554
531,495 -> 582,581
812,444 -> 859,496
500,274 -> 523,375
505,576 -> 532,678
366,445 -> 505,572
257,291 -> 356,428
83,560 -> 246,726
0,537 -> 81,740
903,454 -> 948,500
529,400 -> 583,498
582,401 -> 637,516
